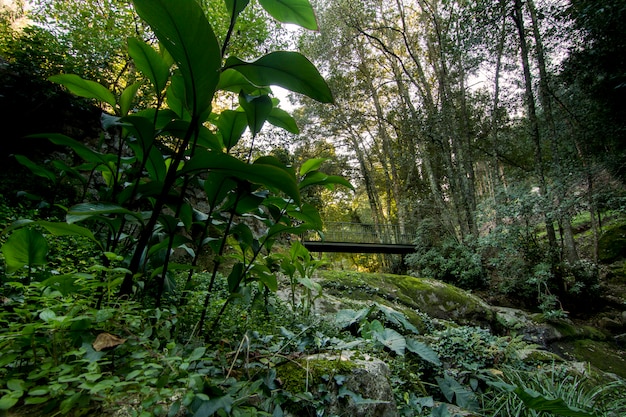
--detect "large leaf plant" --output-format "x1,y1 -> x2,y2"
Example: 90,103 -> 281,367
2,0 -> 348,335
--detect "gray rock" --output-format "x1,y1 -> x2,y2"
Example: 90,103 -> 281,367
294,353 -> 398,417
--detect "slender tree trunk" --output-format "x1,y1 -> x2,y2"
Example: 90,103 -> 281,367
527,0 -> 579,263
356,42 -> 407,236
490,0 -> 508,227
512,0 -> 559,258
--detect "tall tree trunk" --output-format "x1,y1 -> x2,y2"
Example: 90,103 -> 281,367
490,0 -> 508,227
527,0 -> 579,263
512,0 -> 559,258
356,42 -> 407,236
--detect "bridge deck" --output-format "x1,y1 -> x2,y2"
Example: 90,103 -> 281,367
303,241 -> 415,254
302,222 -> 415,254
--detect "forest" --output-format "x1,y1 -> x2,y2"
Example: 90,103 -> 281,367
0,0 -> 625,416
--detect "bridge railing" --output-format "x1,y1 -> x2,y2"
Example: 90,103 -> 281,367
303,222 -> 416,245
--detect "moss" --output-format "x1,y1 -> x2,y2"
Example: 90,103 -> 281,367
549,320 -> 607,341
277,358 -> 357,394
557,340 -> 626,379
521,349 -> 564,364
319,270 -> 494,328
598,223 -> 626,263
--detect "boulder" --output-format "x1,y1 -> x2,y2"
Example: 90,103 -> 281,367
277,353 -> 398,417
318,271 -> 494,330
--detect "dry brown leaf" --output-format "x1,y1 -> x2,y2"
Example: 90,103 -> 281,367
92,332 -> 127,351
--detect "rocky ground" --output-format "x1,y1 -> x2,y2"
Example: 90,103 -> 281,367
314,270 -> 626,380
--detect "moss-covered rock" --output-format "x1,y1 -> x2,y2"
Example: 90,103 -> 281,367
276,353 -> 398,417
278,356 -> 357,394
598,223 -> 626,263
318,271 -> 494,329
552,339 -> 626,378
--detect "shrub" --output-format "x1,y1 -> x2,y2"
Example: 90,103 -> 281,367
407,221 -> 487,290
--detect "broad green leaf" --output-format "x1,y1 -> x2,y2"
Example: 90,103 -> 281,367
24,397 -> 49,405
268,107 -> 299,134
257,269 -> 278,292
225,0 -> 250,18
182,150 -> 301,205
298,276 -> 321,292
514,387 -> 595,417
119,81 -> 142,116
195,126 -> 222,150
376,303 -> 420,334
216,110 -> 248,150
135,108 -> 179,129
267,223 -> 309,239
239,93 -> 273,136
0,353 -> 18,368
127,37 -> 171,94
29,134 -> 110,166
335,306 -> 375,328
254,155 -> 296,177
194,395 -> 234,417
60,393 -> 82,414
1,228 -> 48,273
1,219 -> 35,236
14,155 -> 56,182
123,115 -> 167,183
178,202 -> 193,230
35,221 -> 101,248
232,223 -> 254,249
290,240 -> 310,260
436,374 -> 479,411
299,171 -> 354,190
66,203 -> 145,224
362,319 -> 384,339
51,160 -> 88,184
147,235 -> 190,259
224,52 -> 333,103
6,380 -> 24,392
41,274 -> 84,296
133,0 -> 221,117
165,74 -> 189,119
258,0 -> 318,30
39,309 -> 56,322
161,119 -> 222,150
49,74 -> 116,108
188,346 -> 206,362
373,328 -> 406,355
228,262 -> 244,292
204,175 -> 237,210
0,394 -> 19,411
158,214 -> 179,234
217,69 -> 271,95
287,203 -> 323,230
406,338 -> 441,366
300,158 -> 327,176
234,192 -> 267,216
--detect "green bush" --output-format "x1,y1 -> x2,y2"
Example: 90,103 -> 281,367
406,221 -> 487,290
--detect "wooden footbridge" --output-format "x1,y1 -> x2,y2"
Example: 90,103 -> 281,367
302,222 -> 416,254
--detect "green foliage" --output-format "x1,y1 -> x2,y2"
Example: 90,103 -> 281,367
335,304 -> 440,365
406,220 -> 486,290
482,365 -> 626,417
429,326 -> 523,371
0,0 -> 355,414
277,241 -> 325,316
